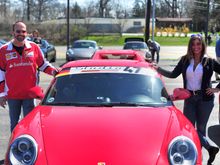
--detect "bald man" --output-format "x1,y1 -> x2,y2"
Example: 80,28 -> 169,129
0,21 -> 58,132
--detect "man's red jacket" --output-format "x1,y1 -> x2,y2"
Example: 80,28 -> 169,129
0,40 -> 57,99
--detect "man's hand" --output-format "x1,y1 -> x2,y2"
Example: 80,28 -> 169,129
0,96 -> 7,108
52,68 -> 60,77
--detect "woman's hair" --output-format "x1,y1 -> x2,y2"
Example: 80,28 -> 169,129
32,29 -> 39,37
185,34 -> 206,62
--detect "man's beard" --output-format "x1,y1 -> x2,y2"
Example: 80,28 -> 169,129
16,35 -> 25,42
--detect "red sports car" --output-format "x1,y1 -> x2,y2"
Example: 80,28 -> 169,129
5,50 -> 202,165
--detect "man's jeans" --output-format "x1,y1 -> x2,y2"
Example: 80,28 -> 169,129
183,94 -> 214,150
8,99 -> 35,132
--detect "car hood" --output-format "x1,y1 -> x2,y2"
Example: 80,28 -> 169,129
71,48 -> 95,58
38,106 -> 180,164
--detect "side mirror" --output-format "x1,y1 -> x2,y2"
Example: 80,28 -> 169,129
170,88 -> 191,101
145,51 -> 152,58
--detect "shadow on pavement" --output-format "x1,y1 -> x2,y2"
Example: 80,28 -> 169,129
208,125 -> 220,147
0,160 -> 4,165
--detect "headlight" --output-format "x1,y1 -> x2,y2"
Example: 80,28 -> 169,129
66,49 -> 74,56
9,134 -> 38,165
168,136 -> 197,165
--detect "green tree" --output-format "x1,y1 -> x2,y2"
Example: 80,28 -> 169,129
210,0 -> 220,31
190,0 -> 208,32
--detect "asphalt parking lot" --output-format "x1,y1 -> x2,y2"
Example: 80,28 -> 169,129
0,45 -> 219,164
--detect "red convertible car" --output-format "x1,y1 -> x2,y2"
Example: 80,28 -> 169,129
5,50 -> 202,165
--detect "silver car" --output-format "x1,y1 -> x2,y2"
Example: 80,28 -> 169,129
66,40 -> 102,61
123,38 -> 152,60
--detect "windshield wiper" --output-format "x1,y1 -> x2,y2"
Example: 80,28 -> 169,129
44,102 -> 159,107
44,102 -> 89,106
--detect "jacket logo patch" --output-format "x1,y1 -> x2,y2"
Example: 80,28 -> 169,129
26,51 -> 34,57
5,52 -> 17,61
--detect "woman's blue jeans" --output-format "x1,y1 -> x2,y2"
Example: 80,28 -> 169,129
8,99 -> 35,132
183,94 -> 214,150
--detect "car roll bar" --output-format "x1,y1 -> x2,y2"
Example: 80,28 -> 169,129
92,49 -> 146,62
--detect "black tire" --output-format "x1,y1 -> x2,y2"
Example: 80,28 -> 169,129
50,52 -> 56,63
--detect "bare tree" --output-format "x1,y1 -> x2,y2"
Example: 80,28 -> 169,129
33,0 -> 51,21
17,0 -> 33,21
82,1 -> 98,17
111,0 -> 131,18
98,0 -> 111,17
164,0 -> 178,17
132,0 -> 145,18
0,0 -> 9,18
71,2 -> 82,18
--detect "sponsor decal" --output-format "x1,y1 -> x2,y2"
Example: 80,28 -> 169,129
70,66 -> 157,75
5,52 -> 17,61
14,62 -> 33,67
57,66 -> 157,77
8,62 -> 33,68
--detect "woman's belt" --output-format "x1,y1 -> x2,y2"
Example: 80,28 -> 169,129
188,90 -> 202,96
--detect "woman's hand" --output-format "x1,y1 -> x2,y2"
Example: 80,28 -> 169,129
150,62 -> 159,70
206,88 -> 220,95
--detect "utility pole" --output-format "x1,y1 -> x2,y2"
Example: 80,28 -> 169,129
205,0 -> 210,44
152,0 -> 155,41
145,0 -> 151,43
67,0 -> 70,50
27,0 -> 30,21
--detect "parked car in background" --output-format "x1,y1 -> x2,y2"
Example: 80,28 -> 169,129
123,37 -> 151,60
40,39 -> 56,63
4,50 -> 202,165
0,39 -> 7,46
26,37 -> 56,63
66,39 -> 102,61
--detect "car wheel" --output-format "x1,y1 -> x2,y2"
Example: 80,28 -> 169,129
50,56 -> 56,63
50,52 -> 56,63
66,56 -> 70,62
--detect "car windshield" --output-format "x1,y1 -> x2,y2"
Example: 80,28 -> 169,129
73,41 -> 96,49
42,71 -> 172,107
124,42 -> 148,50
